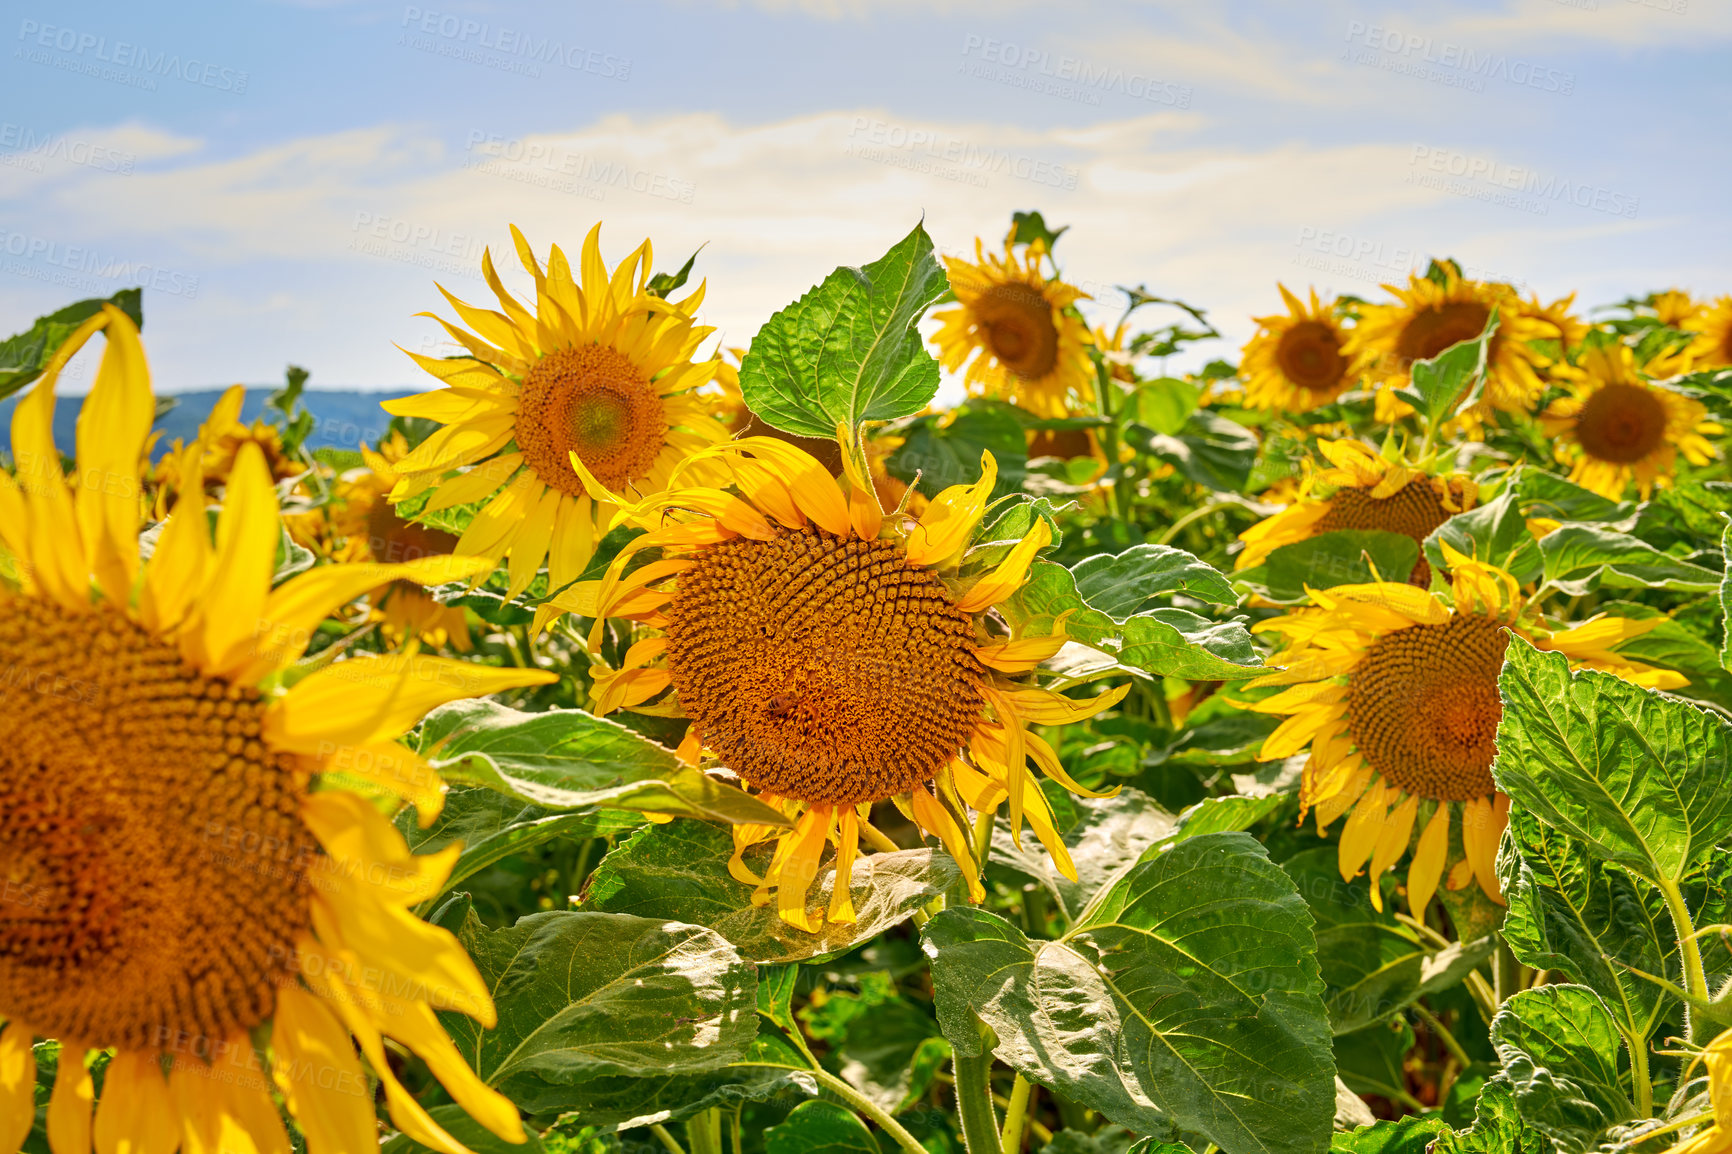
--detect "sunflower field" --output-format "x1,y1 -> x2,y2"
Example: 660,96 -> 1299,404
2,211 -> 1731,1154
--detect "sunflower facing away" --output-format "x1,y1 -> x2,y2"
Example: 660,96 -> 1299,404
1347,269 -> 1567,422
1235,439 -> 1476,586
0,308 -> 555,1154
1244,545 -> 1686,914
291,431 -> 475,649
932,232 -> 1095,419
1539,343 -> 1722,500
382,223 -> 733,603
551,437 -> 1128,931
1240,286 -> 1359,414
152,383 -> 303,517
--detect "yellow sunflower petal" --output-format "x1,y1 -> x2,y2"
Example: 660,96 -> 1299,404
1366,794 -> 1418,913
1408,804 -> 1451,918
904,451 -> 996,568
73,306 -> 152,605
957,518 -> 1051,613
48,1051 -> 94,1154
0,1025 -> 37,1154
270,986 -> 376,1154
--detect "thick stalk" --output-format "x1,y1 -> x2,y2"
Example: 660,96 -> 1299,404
1000,1073 -> 1034,1153
952,1048 -> 1003,1154
649,1125 -> 686,1154
1659,877 -> 1713,1045
1631,1034 -> 1653,1117
1493,934 -> 1522,1007
804,1066 -> 929,1154
685,1109 -> 723,1154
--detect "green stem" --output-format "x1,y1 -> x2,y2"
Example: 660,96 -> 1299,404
805,1067 -> 929,1154
649,1125 -> 687,1154
1632,1033 -> 1653,1118
1412,1003 -> 1471,1070
685,1108 -> 723,1154
1156,500 -> 1233,546
1000,1073 -> 1033,1153
1659,877 -> 1713,1045
1493,934 -> 1522,1006
952,1047 -> 1003,1154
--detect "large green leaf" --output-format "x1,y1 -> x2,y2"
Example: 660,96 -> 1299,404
438,903 -> 758,1099
1433,1080 -> 1546,1154
765,1101 -> 881,1154
1513,470 -> 1628,524
1329,1115 -> 1450,1154
1071,543 -> 1239,613
396,787 -> 644,906
580,819 -> 957,964
738,222 -> 948,438
1497,804 -> 1675,1047
0,288 -> 142,401
1538,524 -> 1723,595
1486,985 -> 1636,1153
1235,531 -> 1420,606
923,832 -> 1335,1154
883,404 -> 1027,502
1493,639 -> 1732,885
1283,848 -> 1491,1035
1424,488 -> 1540,584
418,700 -> 790,827
989,786 -> 1177,924
1003,561 -> 1264,680
1133,410 -> 1259,493
1394,310 -> 1496,426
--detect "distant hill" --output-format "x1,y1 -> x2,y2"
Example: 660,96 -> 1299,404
0,388 -> 418,461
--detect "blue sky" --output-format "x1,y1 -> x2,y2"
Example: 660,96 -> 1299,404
4,0 -> 1728,395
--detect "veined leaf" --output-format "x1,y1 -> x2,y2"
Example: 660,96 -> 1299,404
436,903 -> 757,1094
1071,542 -> 1239,613
989,785 -> 1177,925
418,700 -> 791,827
1394,310 -> 1496,426
883,403 -> 1027,502
739,222 -> 948,438
1538,524 -> 1722,595
1132,409 -> 1259,493
1329,1114 -> 1450,1154
1493,639 -> 1732,886
581,818 -> 957,964
1432,1081 -> 1546,1154
1513,469 -> 1629,525
1486,985 -> 1636,1153
1497,804 -> 1675,1047
765,1101 -> 881,1154
924,832 -> 1335,1154
1235,531 -> 1420,606
1424,488 -> 1540,584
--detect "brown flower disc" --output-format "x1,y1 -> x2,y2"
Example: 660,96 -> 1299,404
1276,320 -> 1347,393
975,283 -> 1060,380
664,528 -> 985,805
1575,383 -> 1668,464
1346,613 -> 1509,802
0,596 -> 316,1053
516,344 -> 669,494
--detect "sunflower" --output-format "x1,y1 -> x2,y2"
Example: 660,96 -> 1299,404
1668,1025 -> 1732,1154
1680,295 -> 1732,371
152,384 -> 302,517
1245,545 -> 1686,914
932,232 -> 1094,419
382,223 -> 733,604
549,437 -> 1128,931
1538,343 -> 1722,500
0,308 -> 555,1154
1347,269 -> 1559,421
1235,439 -> 1476,586
1240,286 -> 1358,413
293,431 -> 475,649
1652,289 -> 1701,330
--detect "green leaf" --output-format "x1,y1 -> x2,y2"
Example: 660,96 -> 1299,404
1332,1020 -> 1414,1112
1497,804 -> 1675,1047
739,222 -> 948,438
1487,985 -> 1636,1153
830,997 -> 943,1116
1424,488 -> 1540,584
1493,639 -> 1732,885
1514,470 -> 1628,524
1071,543 -> 1239,614
1235,531 -> 1420,606
383,1106 -> 547,1154
1171,792 -> 1287,840
1122,377 -> 1201,436
990,786 -> 1177,924
0,288 -> 143,401
1003,561 -> 1264,680
883,404 -> 1027,502
1134,410 -> 1259,493
1433,1080 -> 1546,1154
418,700 -> 791,827
765,1101 -> 880,1154
1394,309 -> 1497,426
1010,209 -> 1067,252
1330,1115 -> 1450,1154
924,833 -> 1335,1154
439,905 -> 758,1096
580,819 -> 957,964
1538,524 -> 1723,595
395,786 -> 645,901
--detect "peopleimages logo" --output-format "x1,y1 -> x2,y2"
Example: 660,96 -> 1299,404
399,8 -> 631,80
959,35 -> 1193,108
1408,146 -> 1640,219
0,230 -> 200,297
0,122 -> 135,174
1343,21 -> 1575,95
15,19 -> 250,93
